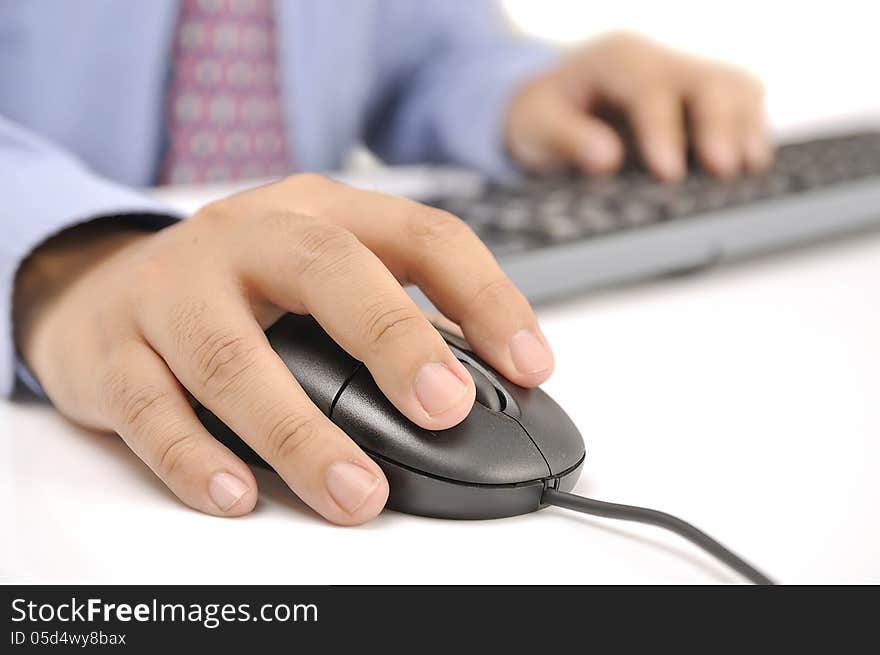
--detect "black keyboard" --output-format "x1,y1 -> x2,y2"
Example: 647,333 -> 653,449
420,131 -> 880,303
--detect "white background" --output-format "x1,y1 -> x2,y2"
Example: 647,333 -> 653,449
3,1 -> 880,584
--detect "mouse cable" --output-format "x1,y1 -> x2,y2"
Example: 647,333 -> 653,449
541,488 -> 775,585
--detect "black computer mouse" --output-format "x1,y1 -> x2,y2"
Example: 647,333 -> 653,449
195,314 -> 586,519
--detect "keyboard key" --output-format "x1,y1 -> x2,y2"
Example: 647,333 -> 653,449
756,173 -> 791,197
538,197 -> 572,215
663,195 -> 699,218
575,204 -> 618,232
539,213 -> 583,241
579,177 -> 622,199
618,200 -> 657,227
482,231 -> 540,256
699,186 -> 731,211
496,204 -> 533,231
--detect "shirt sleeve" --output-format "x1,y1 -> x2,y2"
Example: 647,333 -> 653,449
365,0 -> 560,180
0,115 -> 181,396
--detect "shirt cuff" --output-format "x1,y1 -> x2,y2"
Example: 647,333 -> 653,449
2,166 -> 182,397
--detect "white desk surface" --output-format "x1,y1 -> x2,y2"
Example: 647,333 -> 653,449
3,174 -> 880,585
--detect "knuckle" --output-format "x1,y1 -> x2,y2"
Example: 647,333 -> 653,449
471,276 -> 520,310
638,82 -> 675,106
691,84 -> 733,117
696,67 -> 764,105
281,172 -> 336,194
257,208 -> 315,240
156,431 -> 200,478
131,252 -> 168,288
98,364 -> 172,434
190,326 -> 261,396
703,79 -> 739,102
167,297 -> 210,349
358,298 -> 423,352
621,80 -> 675,116
718,65 -> 763,92
407,208 -> 471,248
292,221 -> 361,278
264,411 -> 323,462
97,364 -> 131,421
191,200 -> 237,229
120,385 -> 172,433
595,29 -> 642,54
741,74 -> 766,99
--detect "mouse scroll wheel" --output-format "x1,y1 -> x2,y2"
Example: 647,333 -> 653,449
461,362 -> 505,412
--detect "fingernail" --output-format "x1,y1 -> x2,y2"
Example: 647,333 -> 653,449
583,132 -> 621,171
325,461 -> 380,515
653,145 -> 685,180
414,362 -> 469,416
509,329 -> 553,375
747,136 -> 772,170
209,472 -> 250,512
705,139 -> 736,176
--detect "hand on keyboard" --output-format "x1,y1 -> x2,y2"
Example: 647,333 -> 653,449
504,31 -> 772,181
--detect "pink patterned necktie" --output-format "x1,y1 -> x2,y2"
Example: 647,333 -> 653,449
159,0 -> 291,184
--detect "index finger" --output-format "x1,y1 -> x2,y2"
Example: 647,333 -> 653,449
266,176 -> 556,389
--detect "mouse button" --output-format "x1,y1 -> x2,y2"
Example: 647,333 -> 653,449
505,385 -> 586,476
266,314 -> 361,415
438,329 -> 471,355
461,362 -> 504,412
438,333 -> 523,418
333,367 -> 550,485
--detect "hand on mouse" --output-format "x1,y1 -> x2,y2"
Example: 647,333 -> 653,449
13,174 -> 554,524
505,31 -> 773,180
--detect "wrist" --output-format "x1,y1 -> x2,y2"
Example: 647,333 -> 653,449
13,218 -> 151,368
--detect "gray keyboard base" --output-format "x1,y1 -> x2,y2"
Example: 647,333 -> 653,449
409,176 -> 880,307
